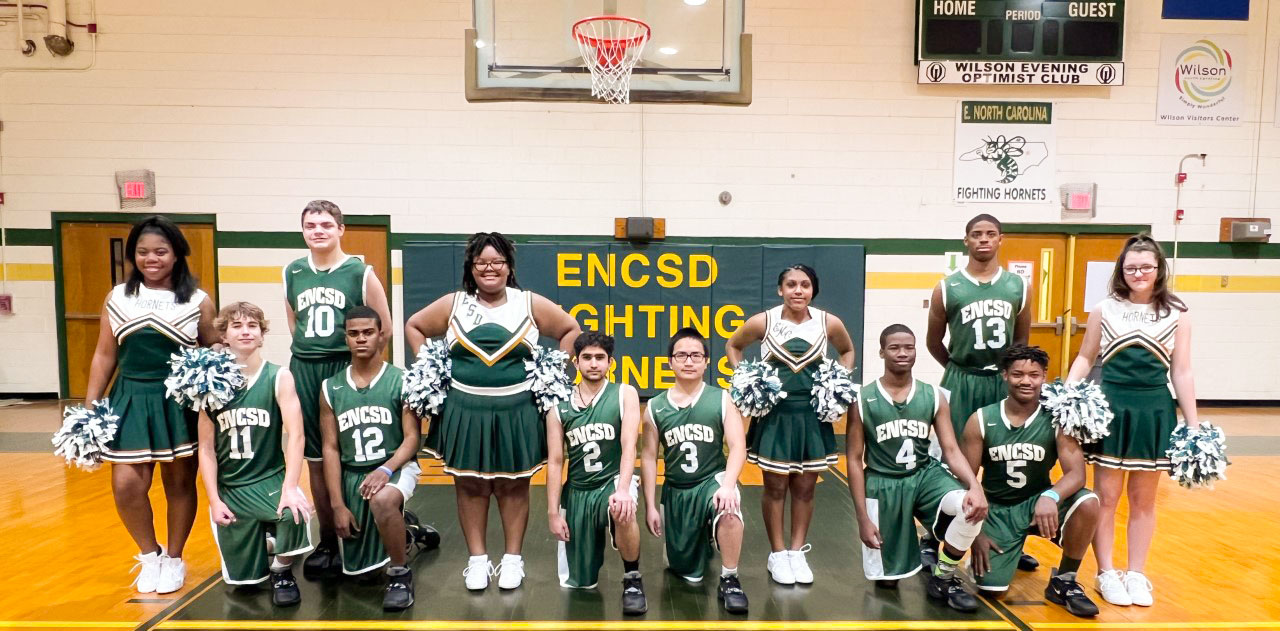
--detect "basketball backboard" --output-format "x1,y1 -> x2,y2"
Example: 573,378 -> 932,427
467,0 -> 750,105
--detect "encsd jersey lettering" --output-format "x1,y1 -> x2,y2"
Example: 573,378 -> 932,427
859,379 -> 940,477
323,363 -> 405,471
210,362 -> 285,486
647,384 -> 727,487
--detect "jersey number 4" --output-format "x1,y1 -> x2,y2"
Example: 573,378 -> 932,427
895,439 -> 917,471
971,317 -> 1007,350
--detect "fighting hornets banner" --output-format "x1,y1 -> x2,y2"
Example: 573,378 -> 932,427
403,242 -> 866,397
953,101 -> 1057,204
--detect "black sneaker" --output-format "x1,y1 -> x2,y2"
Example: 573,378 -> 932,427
302,542 -> 339,581
383,568 -> 415,611
919,535 -> 940,570
1045,574 -> 1099,618
926,573 -> 978,613
1018,553 -> 1040,571
875,579 -> 899,589
270,568 -> 300,607
621,573 -> 647,615
717,575 -> 749,614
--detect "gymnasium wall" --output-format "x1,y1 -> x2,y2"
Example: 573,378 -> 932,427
1,0 -> 1278,398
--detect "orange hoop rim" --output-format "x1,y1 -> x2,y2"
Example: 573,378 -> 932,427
571,15 -> 652,50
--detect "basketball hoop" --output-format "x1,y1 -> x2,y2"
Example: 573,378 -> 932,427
572,15 -> 651,105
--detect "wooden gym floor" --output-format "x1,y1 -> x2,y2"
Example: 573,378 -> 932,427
1,401 -> 1278,631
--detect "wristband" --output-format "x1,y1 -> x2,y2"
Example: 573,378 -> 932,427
1040,489 -> 1060,503
377,465 -> 394,477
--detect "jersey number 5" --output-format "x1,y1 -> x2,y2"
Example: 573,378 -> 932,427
971,317 -> 1007,350
1006,460 -> 1027,488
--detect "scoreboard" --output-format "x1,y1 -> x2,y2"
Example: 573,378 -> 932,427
917,0 -> 1125,86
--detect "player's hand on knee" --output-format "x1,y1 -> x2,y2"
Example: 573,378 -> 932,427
645,507 -> 662,537
359,469 -> 390,500
857,517 -> 882,549
963,487 -> 989,523
609,491 -> 637,524
970,533 -> 1000,576
334,506 -> 359,539
713,485 -> 740,515
1033,497 -> 1058,540
549,513 -> 571,542
211,500 -> 237,526
278,486 -> 313,524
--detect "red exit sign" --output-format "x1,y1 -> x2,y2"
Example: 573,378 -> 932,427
123,181 -> 148,199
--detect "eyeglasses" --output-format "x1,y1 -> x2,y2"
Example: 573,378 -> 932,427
473,260 -> 508,271
671,352 -> 707,363
1122,265 -> 1157,276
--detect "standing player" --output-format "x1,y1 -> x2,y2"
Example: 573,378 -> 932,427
545,331 -> 647,615
640,328 -> 749,615
845,325 -> 987,613
319,306 -> 421,610
925,213 -> 1032,570
962,344 -> 1100,617
725,264 -> 857,585
284,200 -> 392,579
197,302 -> 314,606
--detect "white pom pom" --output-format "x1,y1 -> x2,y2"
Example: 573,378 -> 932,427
729,360 -> 787,418
810,358 -> 857,423
404,339 -> 452,418
525,345 -> 573,413
1040,379 -> 1113,444
1167,423 -> 1230,490
52,399 -> 120,471
164,347 -> 247,412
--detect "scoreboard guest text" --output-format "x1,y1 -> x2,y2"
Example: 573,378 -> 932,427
917,0 -> 1125,86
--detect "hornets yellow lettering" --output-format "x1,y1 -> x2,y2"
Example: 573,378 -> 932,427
875,418 -> 931,442
337,406 -> 394,432
216,407 -> 271,432
663,424 -> 715,447
566,422 -> 616,448
296,286 -> 348,311
960,299 -> 1013,324
987,442 -> 1047,462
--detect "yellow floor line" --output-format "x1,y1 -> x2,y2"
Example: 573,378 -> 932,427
155,621 -> 1014,630
0,624 -> 137,629
1033,623 -> 1280,630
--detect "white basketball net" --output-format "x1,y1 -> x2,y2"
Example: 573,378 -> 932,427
572,16 -> 651,105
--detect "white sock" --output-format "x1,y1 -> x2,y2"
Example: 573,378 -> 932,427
270,556 -> 292,572
501,553 -> 522,564
721,566 -> 737,577
469,554 -> 489,564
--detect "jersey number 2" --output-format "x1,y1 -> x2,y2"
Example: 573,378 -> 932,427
582,441 -> 603,473
971,317 -> 1007,350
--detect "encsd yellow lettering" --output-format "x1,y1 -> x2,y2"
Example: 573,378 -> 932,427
622,253 -> 650,287
656,253 -> 683,288
570,303 -> 598,330
621,355 -> 649,390
638,304 -> 664,338
716,356 -> 733,389
715,304 -> 745,339
654,356 -> 675,389
689,254 -> 718,287
587,253 -> 615,287
681,305 -> 711,337
606,304 -> 634,338
558,253 -> 583,287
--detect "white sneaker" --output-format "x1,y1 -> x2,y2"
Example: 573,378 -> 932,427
463,556 -> 492,591
767,550 -> 795,585
789,544 -> 814,584
156,556 -> 186,594
130,549 -> 164,593
496,554 -> 525,590
1125,571 -> 1154,607
1096,569 -> 1132,606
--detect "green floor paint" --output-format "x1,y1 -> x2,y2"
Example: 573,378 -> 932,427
167,471 -> 1007,626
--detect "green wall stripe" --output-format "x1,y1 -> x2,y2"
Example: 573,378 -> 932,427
3,228 -> 53,246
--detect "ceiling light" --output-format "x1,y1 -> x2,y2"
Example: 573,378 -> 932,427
658,47 -> 678,55
475,39 -> 487,48
683,0 -> 708,6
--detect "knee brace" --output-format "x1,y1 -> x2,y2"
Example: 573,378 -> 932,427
939,489 -> 983,551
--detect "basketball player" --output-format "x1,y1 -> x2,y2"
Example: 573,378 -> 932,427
318,306 -> 421,610
961,344 -> 1100,617
925,213 -> 1033,571
546,331 -> 647,615
284,200 -> 392,580
845,324 -> 987,613
197,302 -> 313,606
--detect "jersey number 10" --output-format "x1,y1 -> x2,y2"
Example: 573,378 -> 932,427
305,306 -> 336,338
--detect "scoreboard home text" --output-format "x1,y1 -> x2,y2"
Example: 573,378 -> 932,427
917,0 -> 1125,86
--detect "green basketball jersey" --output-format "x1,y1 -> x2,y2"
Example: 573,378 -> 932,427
556,382 -> 624,489
941,268 -> 1026,372
284,255 -> 369,359
858,379 -> 939,477
648,384 -> 727,488
211,362 -> 285,487
977,399 -> 1058,505
323,363 -> 405,472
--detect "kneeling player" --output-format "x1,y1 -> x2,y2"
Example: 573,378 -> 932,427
198,302 -> 314,606
641,328 -> 749,614
546,331 -> 647,614
845,324 -> 988,613
961,344 -> 1100,617
319,306 -> 422,610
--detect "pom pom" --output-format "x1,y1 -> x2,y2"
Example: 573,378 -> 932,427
164,347 -> 247,412
404,339 -> 452,418
810,358 -> 857,423
1167,423 -> 1230,490
52,399 -> 119,471
729,360 -> 787,418
1039,379 -> 1113,444
525,345 -> 573,413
